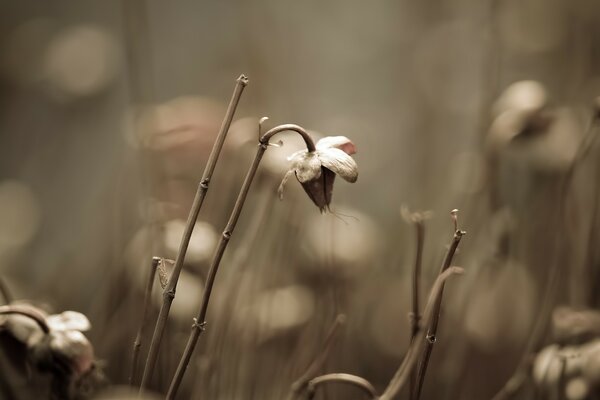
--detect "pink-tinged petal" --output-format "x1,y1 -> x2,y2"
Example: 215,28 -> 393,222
292,152 -> 322,183
316,136 -> 356,155
318,148 -> 358,183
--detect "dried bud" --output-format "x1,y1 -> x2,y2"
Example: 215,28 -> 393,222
157,258 -> 176,289
278,136 -> 358,212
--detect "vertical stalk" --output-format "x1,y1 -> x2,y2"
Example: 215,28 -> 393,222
129,256 -> 161,385
413,227 -> 465,400
409,220 -> 425,400
166,124 -> 316,399
139,74 -> 248,392
0,277 -> 12,304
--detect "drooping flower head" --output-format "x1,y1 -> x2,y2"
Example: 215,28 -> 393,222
278,136 -> 358,212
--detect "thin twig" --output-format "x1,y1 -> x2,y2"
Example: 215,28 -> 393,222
0,277 -> 13,304
380,266 -> 465,400
286,314 -> 346,400
129,256 -> 161,385
413,223 -> 465,400
166,124 -> 316,399
139,74 -> 248,392
307,373 -> 378,400
0,304 -> 50,334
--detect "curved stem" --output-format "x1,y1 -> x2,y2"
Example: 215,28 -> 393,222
260,124 -> 316,152
129,256 -> 160,385
0,305 -> 49,334
307,373 -> 378,399
380,267 -> 465,400
139,74 -> 248,392
166,123 -> 316,399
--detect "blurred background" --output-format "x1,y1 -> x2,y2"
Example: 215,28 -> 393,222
1,0 -> 600,399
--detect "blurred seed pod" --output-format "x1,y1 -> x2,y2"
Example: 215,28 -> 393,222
581,340 -> 600,387
486,81 -> 583,171
233,284 -> 315,344
553,306 -> 600,345
532,344 -> 583,388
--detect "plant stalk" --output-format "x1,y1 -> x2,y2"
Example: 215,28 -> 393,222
409,220 -> 425,400
166,124 -> 316,399
0,305 -> 50,334
139,74 -> 248,392
413,229 -> 465,400
129,256 -> 161,385
380,266 -> 465,400
286,314 -> 346,400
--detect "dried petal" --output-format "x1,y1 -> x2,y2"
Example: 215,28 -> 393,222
318,148 -> 358,183
316,136 -> 356,155
301,168 -> 335,212
291,151 -> 322,183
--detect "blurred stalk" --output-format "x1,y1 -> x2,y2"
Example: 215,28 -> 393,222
306,373 -> 377,400
286,314 -> 346,400
166,124 -> 316,399
139,74 -> 248,392
129,256 -> 160,385
0,278 -> 12,304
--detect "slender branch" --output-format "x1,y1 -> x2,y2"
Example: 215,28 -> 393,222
380,266 -> 465,400
306,373 -> 378,400
413,227 -> 465,400
139,74 -> 248,391
166,124 -> 317,399
129,256 -> 160,385
0,277 -> 13,304
0,305 -> 50,334
286,314 -> 346,400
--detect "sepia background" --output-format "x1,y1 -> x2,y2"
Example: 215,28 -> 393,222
1,0 -> 600,399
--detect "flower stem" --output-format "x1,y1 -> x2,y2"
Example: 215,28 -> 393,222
286,314 -> 346,400
139,74 -> 248,392
380,266 -> 465,400
129,256 -> 160,385
166,123 -> 316,399
0,304 -> 49,334
307,373 -> 378,399
413,228 -> 465,400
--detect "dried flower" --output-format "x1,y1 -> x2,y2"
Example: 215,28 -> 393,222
278,136 -> 358,212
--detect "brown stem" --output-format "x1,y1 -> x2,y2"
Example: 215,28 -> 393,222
380,267 -> 465,400
413,229 -> 465,400
166,124 -> 317,399
409,220 -> 425,400
0,305 -> 49,334
129,256 -> 160,385
286,314 -> 346,400
0,277 -> 13,304
139,74 -> 248,392
307,373 -> 378,399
